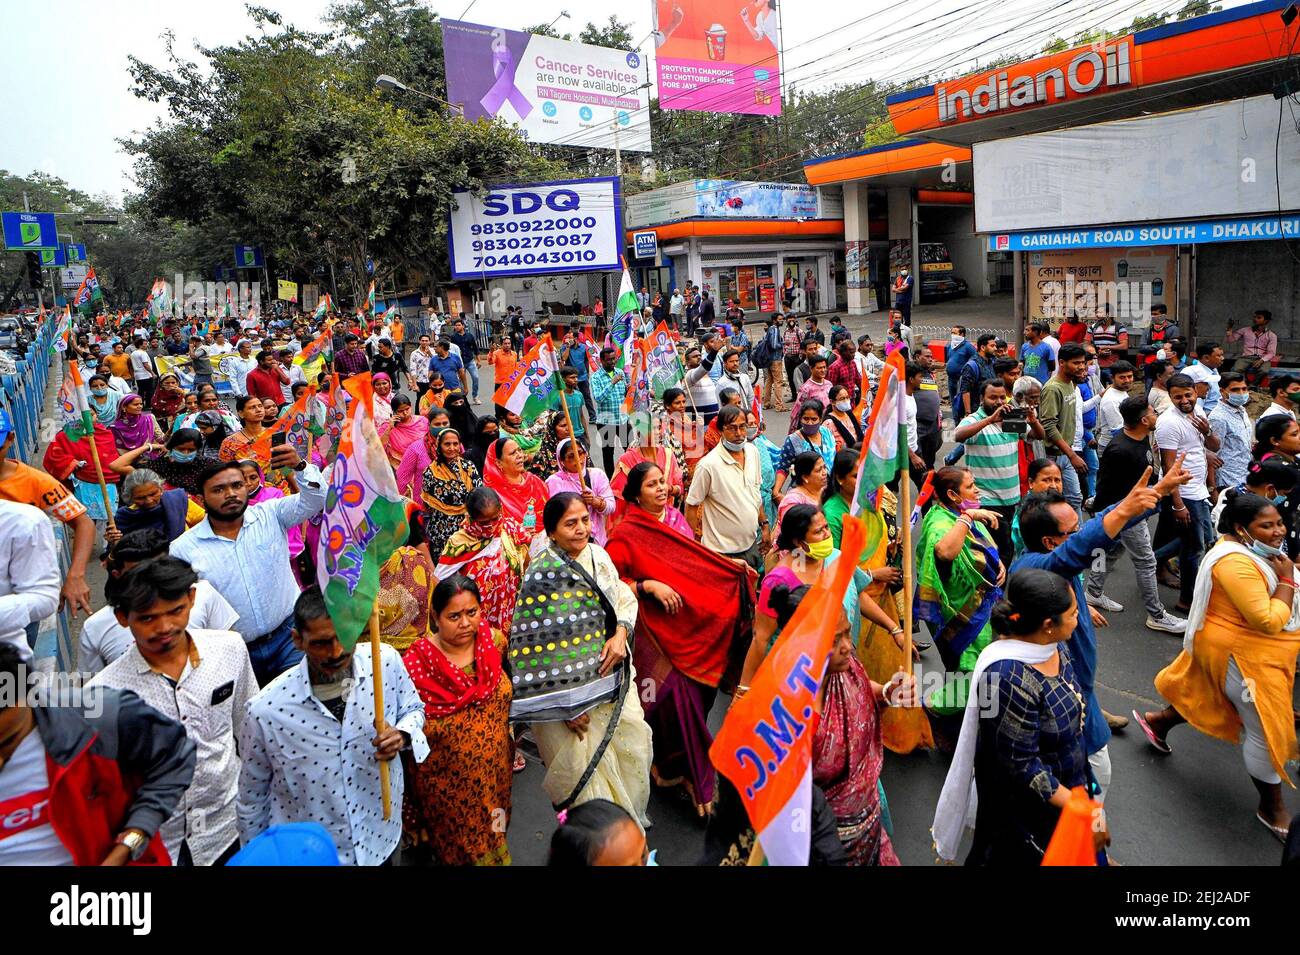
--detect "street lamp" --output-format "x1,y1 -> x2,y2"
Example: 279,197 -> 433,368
375,74 -> 465,115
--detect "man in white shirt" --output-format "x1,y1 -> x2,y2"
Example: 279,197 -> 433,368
1258,376 -> 1299,422
79,529 -> 240,675
237,588 -> 428,866
1096,360 -> 1136,451
1155,373 -> 1220,611
410,334 -> 438,402
170,452 -> 327,686
0,500 -> 60,661
208,333 -> 234,357
219,339 -> 259,397
90,557 -> 257,866
129,340 -> 157,404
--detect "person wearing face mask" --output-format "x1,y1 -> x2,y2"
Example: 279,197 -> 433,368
401,574 -> 514,865
915,467 -> 1007,717
1209,373 -> 1254,496
1136,491 -> 1300,841
111,429 -> 205,497
892,266 -> 913,325
945,326 -> 976,412
827,340 -> 861,407
1258,375 -> 1300,422
774,400 -> 836,509
1211,458 -> 1297,529
745,505 -> 902,691
1087,396 -> 1188,633
686,406 -> 769,572
824,384 -> 863,450
781,313 -> 805,402
434,487 -> 531,634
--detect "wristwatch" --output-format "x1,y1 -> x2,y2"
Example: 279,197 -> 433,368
115,829 -> 149,861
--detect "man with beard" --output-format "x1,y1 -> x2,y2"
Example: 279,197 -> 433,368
90,556 -> 257,866
170,452 -> 327,686
236,587 -> 428,866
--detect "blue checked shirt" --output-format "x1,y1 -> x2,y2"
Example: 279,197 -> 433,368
591,368 -> 628,427
170,465 -> 328,642
1208,401 -> 1253,488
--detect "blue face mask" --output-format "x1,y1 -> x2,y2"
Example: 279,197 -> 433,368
1245,533 -> 1286,559
170,450 -> 197,464
722,437 -> 747,453
1227,392 -> 1250,407
1274,494 -> 1288,507
646,849 -> 658,867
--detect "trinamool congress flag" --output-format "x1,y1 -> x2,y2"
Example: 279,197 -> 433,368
148,279 -> 171,320
50,306 -> 73,356
73,267 -> 103,316
850,352 -> 909,534
494,334 -> 563,424
316,373 -> 408,649
605,269 -> 640,371
709,516 -> 868,866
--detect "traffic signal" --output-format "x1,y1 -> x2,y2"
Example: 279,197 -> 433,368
25,252 -> 43,290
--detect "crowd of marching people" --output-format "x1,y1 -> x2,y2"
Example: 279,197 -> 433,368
0,292 -> 1297,868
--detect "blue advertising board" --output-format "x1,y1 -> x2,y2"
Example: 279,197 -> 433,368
64,243 -> 87,263
38,247 -> 67,268
233,245 -> 265,268
2,211 -> 59,251
989,214 -> 1300,251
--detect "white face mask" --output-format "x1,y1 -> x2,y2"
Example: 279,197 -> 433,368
950,335 -> 963,347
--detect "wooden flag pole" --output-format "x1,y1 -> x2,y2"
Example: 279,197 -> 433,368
369,606 -> 392,820
83,427 -> 117,534
898,466 -> 914,676
552,335 -> 587,492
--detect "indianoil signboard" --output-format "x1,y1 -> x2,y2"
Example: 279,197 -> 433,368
935,39 -> 1133,124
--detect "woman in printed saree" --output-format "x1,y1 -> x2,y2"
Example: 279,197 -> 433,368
605,462 -> 753,815
776,450 -> 828,525
483,437 -> 549,535
767,581 -> 915,865
376,510 -> 436,654
823,450 -> 934,754
403,575 -> 514,865
527,410 -> 571,481
509,492 -> 653,827
109,393 -> 164,453
915,466 -> 1005,716
437,487 -> 531,634
420,426 -> 482,559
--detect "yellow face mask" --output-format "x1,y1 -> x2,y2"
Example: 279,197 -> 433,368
805,537 -> 834,561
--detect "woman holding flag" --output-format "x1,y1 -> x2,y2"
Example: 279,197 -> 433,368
484,437 -> 549,534
420,427 -> 483,559
546,439 -> 616,547
915,467 -> 1006,719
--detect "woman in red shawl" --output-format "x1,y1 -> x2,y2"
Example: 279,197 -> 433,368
401,574 -> 513,865
42,421 -> 122,524
605,461 -> 755,816
482,436 -> 548,535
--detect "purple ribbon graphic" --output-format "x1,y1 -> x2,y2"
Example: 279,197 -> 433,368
481,46 -> 533,119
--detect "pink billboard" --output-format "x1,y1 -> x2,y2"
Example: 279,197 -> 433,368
652,0 -> 782,116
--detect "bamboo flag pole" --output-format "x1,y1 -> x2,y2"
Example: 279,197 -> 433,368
899,465 -> 915,677
551,334 -> 587,492
369,605 -> 392,821
83,424 -> 116,534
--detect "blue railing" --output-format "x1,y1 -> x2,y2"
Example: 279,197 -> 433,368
0,318 -> 57,463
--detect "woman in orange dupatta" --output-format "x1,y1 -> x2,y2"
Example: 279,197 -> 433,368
402,575 -> 513,865
605,461 -> 754,815
482,437 -> 549,535
823,449 -> 933,754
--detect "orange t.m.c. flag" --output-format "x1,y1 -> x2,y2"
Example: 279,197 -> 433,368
1041,786 -> 1102,866
709,515 -> 867,866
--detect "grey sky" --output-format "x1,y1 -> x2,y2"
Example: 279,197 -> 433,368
0,0 -> 1209,201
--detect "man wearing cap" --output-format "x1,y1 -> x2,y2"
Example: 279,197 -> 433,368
0,411 -> 96,618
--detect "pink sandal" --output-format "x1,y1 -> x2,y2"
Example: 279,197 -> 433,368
1132,710 -> 1172,755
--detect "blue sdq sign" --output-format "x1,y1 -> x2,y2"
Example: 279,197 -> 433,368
633,231 -> 658,260
1,211 -> 59,251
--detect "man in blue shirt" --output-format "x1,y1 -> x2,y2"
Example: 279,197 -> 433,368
426,339 -> 467,395
1019,321 -> 1056,384
447,317 -> 481,404
551,366 -> 587,440
1012,458 -> 1190,796
944,325 -> 976,411
559,324 -> 596,418
957,333 -> 1000,418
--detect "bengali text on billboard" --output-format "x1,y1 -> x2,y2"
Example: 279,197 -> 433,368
652,0 -> 782,115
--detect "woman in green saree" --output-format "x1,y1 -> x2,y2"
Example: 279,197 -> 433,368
915,466 -> 1006,716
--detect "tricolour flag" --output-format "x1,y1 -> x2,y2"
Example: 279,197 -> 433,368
366,281 -> 377,319
709,515 -> 868,866
58,362 -> 95,439
313,294 -> 333,322
493,334 -> 563,424
850,353 -> 909,555
73,267 -> 103,316
315,373 -> 409,649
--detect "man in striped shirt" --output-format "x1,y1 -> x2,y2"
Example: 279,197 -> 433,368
953,378 -> 1046,564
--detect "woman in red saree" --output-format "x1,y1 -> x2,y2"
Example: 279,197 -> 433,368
483,437 -> 548,534
605,461 -> 755,815
435,486 -> 530,633
402,574 -> 513,865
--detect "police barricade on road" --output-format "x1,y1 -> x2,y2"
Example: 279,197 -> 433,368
0,317 -> 56,463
